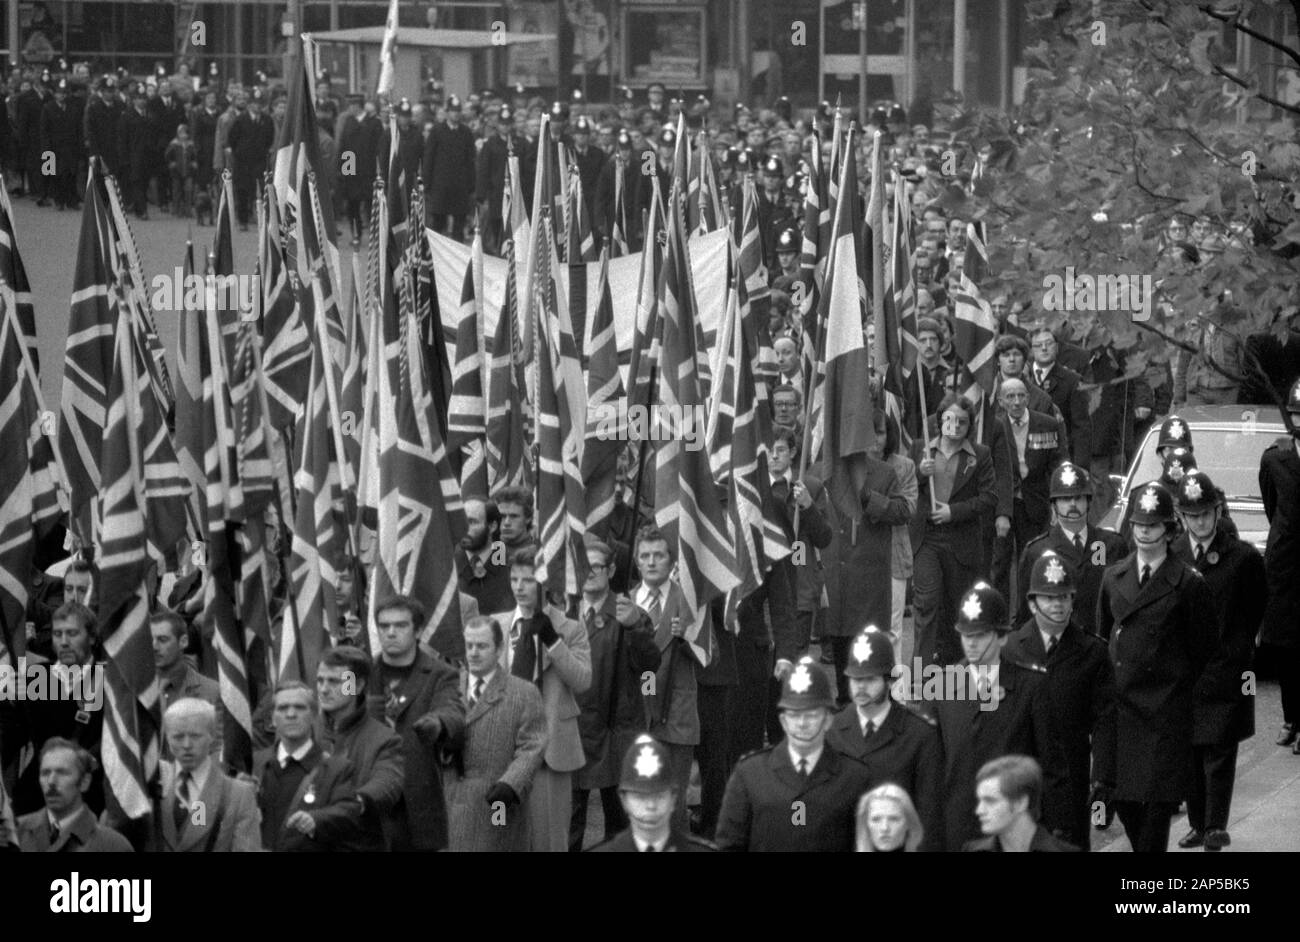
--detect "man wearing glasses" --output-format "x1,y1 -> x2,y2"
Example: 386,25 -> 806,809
1026,326 -> 1092,466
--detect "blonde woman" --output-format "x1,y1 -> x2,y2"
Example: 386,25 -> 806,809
856,784 -> 924,853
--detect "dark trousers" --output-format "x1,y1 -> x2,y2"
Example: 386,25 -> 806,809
127,173 -> 150,216
233,172 -> 259,226
913,534 -> 981,669
991,499 -> 1044,604
1115,800 -> 1178,852
664,742 -> 693,832
1187,742 -> 1239,832
729,642 -> 771,760
569,785 -> 626,851
1278,646 -> 1300,726
695,684 -> 734,838
52,152 -> 77,207
829,636 -> 853,706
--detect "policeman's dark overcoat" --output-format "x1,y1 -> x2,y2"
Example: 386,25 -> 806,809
1171,530 -> 1265,744
1003,619 -> 1116,849
1259,437 -> 1300,649
422,121 -> 476,216
1095,553 -> 1218,803
1017,525 -> 1128,635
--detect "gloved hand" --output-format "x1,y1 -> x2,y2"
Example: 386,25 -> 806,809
533,612 -> 559,647
485,781 -> 520,808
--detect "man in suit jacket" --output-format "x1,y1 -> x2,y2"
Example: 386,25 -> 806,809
910,394 -> 999,668
152,611 -> 223,762
1096,482 -> 1218,852
1004,553 -> 1116,850
255,681 -> 364,852
1026,325 -> 1092,465
571,536 -> 659,849
826,628 -> 944,850
458,498 -> 513,615
1017,463 -> 1128,633
716,658 -> 873,852
317,646 -> 405,851
993,378 -> 1068,605
589,734 -> 717,852
16,739 -> 132,852
155,699 -> 261,852
963,755 -> 1079,852
1172,470 -> 1267,851
366,595 -> 466,851
629,525 -> 710,832
929,583 -> 1072,851
500,548 -> 592,851
447,616 -> 547,851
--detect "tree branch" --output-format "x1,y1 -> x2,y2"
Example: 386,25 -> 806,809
1132,139 -> 1182,204
1212,62 -> 1300,115
1199,4 -> 1300,70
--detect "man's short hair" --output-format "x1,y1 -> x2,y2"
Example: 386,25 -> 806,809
495,485 -> 534,520
976,755 -> 1043,821
273,678 -> 317,711
67,560 -> 97,580
634,524 -> 672,559
319,645 -> 373,691
150,609 -> 188,642
51,601 -> 97,636
374,594 -> 426,629
937,393 -> 978,428
772,383 -> 802,404
40,737 -> 98,778
583,535 -> 614,567
511,546 -> 538,571
164,697 -> 218,736
772,425 -> 800,456
916,316 -> 942,339
464,614 -> 504,649
995,334 -> 1029,357
1029,325 -> 1057,346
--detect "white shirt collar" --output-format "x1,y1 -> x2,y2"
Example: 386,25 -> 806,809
858,701 -> 891,734
969,662 -> 1001,688
48,805 -> 85,834
277,739 -> 314,768
1059,523 -> 1088,545
787,742 -> 824,774
1193,535 -> 1215,557
176,756 -> 213,799
470,668 -> 496,692
1039,628 -> 1063,652
636,583 -> 666,611
633,833 -> 669,852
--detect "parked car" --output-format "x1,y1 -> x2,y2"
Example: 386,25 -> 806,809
1100,404 -> 1285,552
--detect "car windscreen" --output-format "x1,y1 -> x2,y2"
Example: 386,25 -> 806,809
1127,427 -> 1277,501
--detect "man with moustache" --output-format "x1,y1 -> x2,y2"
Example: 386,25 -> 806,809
1017,463 -> 1128,634
1097,482 -> 1218,852
457,498 -> 512,615
1171,470 -> 1266,851
16,740 -> 131,852
1003,553 -> 1116,850
589,735 -> 717,852
826,628 -> 943,850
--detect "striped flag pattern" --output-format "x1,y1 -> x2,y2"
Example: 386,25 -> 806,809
449,232 -> 489,497
953,220 -> 999,397
0,176 -> 38,373
582,244 -> 625,539
880,174 -> 918,448
258,181 -> 310,431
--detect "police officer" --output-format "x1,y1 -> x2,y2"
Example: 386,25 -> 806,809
83,76 -> 121,177
1156,415 -> 1192,460
929,582 -> 1071,851
379,98 -> 422,205
570,114 -> 603,204
587,735 -> 716,852
771,226 -> 800,287
1262,378 -> 1300,755
825,627 -> 944,851
475,104 -> 519,255
757,154 -> 793,272
39,79 -> 81,210
1004,552 -> 1116,850
423,93 -> 476,239
715,657 -> 872,852
593,128 -> 647,252
1017,462 -> 1128,633
1172,470 -> 1266,851
1097,481 -> 1218,852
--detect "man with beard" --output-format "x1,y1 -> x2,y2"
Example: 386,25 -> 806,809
457,498 -> 512,615
588,735 -> 717,852
1003,553 -> 1116,850
715,658 -> 872,852
1097,482 -> 1218,852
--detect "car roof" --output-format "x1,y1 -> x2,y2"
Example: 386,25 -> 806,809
1163,404 -> 1286,426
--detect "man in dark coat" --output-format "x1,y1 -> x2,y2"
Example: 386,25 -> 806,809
715,658 -> 873,852
1096,481 -> 1218,852
910,393 -> 999,668
120,91 -> 156,218
1017,462 -> 1128,634
378,98 -> 422,203
570,537 -> 659,850
570,115 -> 604,206
149,83 -> 187,209
83,77 -> 121,176
335,93 -> 380,245
927,582 -> 1072,851
226,89 -> 274,229
1004,552 -> 1116,850
456,498 -> 513,616
366,595 -> 467,851
422,94 -> 475,239
188,89 -> 221,191
593,130 -> 648,251
826,628 -> 944,850
475,105 -> 520,256
39,79 -> 80,210
16,77 -> 50,204
1026,325 -> 1092,466
1171,469 -> 1266,851
1261,379 -> 1300,755
588,735 -> 717,852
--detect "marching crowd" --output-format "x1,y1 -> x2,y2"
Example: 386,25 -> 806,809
3,67 -> 1300,855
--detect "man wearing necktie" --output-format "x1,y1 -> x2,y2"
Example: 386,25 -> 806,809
588,735 -> 717,852
1170,470 -> 1266,852
1026,326 -> 1092,466
1017,463 -> 1128,635
504,548 -> 592,851
1096,482 -> 1218,852
1004,553 -> 1116,850
15,739 -> 131,852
